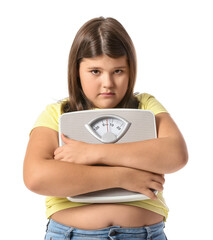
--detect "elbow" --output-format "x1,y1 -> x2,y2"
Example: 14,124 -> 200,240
23,174 -> 38,193
23,169 -> 44,194
168,136 -> 189,173
177,149 -> 188,170
179,140 -> 189,168
168,147 -> 188,174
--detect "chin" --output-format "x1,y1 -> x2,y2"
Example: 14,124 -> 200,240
96,104 -> 116,109
94,101 -> 118,109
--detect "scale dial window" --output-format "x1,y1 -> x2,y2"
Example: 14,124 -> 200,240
85,115 -> 131,143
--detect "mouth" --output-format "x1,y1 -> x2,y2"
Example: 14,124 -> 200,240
99,92 -> 115,96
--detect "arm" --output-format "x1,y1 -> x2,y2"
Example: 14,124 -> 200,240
98,113 -> 188,174
23,127 -> 164,199
23,127 -> 120,197
55,113 -> 188,174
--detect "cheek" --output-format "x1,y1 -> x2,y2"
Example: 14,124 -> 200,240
80,73 -> 91,90
120,78 -> 129,95
80,78 -> 97,99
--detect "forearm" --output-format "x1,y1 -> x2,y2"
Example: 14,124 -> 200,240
54,113 -> 188,174
92,113 -> 188,174
24,158 -> 120,197
25,127 -> 163,199
23,127 -> 121,197
97,136 -> 188,174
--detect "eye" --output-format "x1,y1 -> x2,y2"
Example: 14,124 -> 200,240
114,69 -> 123,74
91,70 -> 100,75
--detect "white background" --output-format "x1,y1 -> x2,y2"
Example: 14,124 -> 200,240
1,0 -> 212,239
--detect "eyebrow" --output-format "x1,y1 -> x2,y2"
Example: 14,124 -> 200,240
87,66 -> 127,69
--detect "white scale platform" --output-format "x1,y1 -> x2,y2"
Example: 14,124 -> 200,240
59,109 -> 157,203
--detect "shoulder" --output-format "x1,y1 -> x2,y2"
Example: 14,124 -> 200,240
32,99 -> 68,133
45,99 -> 67,116
136,93 -> 153,104
136,93 -> 168,115
42,98 -> 68,121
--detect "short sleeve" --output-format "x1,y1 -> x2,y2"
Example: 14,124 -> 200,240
31,101 -> 63,134
137,93 -> 168,115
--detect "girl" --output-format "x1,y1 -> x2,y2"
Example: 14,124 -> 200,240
24,17 -> 188,240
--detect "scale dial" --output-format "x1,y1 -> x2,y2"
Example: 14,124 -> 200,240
85,115 -> 131,143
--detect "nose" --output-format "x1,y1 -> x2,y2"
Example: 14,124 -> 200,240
102,73 -> 114,88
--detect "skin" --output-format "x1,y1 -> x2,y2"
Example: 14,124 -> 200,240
55,55 -> 188,175
23,55 -> 188,229
55,113 -> 187,175
79,55 -> 129,109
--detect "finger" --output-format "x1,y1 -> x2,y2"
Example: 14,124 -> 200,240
150,181 -> 164,192
153,174 -> 165,185
61,134 -> 71,144
142,189 -> 158,200
54,150 -> 67,161
54,152 -> 63,160
54,146 -> 63,155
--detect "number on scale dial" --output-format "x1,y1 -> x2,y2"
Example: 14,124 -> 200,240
85,115 -> 131,143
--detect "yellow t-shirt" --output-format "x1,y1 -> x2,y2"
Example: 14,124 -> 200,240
32,93 -> 169,220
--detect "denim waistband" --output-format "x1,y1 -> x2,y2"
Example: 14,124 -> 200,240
46,219 -> 165,239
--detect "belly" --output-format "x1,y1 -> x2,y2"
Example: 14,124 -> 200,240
51,204 -> 164,230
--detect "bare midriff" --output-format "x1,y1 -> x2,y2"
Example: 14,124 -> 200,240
51,204 -> 164,230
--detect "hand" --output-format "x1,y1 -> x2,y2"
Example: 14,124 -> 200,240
119,167 -> 165,200
54,134 -> 96,165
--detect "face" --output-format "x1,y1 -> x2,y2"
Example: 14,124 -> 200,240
79,55 -> 129,109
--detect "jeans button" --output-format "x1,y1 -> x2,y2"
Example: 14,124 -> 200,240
110,230 -> 116,236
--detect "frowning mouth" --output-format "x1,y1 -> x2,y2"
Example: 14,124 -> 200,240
99,92 -> 115,96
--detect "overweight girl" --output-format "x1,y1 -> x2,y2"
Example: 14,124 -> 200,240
24,17 -> 188,240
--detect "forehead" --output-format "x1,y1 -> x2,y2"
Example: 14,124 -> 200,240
80,55 -> 128,69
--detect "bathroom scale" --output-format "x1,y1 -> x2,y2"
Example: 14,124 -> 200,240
59,109 -> 157,203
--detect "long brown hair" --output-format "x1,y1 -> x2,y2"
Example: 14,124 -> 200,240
63,17 -> 139,113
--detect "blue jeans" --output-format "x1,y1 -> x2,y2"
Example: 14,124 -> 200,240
45,219 -> 167,240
